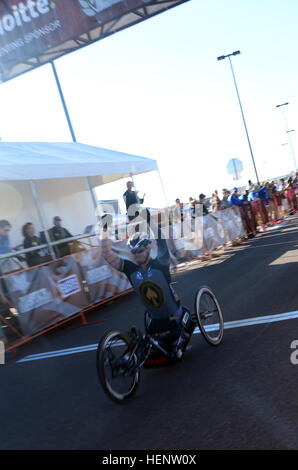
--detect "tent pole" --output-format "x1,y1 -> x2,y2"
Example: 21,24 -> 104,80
86,176 -> 98,211
157,166 -> 169,208
29,181 -> 56,260
51,61 -> 99,221
51,61 -> 77,143
129,172 -> 137,191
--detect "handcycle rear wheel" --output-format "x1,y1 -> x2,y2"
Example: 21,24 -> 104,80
96,329 -> 140,403
194,286 -> 224,346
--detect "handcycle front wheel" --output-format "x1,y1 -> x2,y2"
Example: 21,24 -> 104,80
96,329 -> 140,403
194,286 -> 224,346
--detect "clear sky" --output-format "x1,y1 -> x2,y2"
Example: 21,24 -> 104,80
1,0 -> 298,212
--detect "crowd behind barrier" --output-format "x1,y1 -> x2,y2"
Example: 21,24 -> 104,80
0,205 -> 244,348
174,172 -> 298,241
1,172 -> 297,350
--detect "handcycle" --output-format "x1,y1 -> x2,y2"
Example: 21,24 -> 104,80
96,286 -> 224,403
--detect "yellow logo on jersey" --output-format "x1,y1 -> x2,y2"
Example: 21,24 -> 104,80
139,281 -> 165,309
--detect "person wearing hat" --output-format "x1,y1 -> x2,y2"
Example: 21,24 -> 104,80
199,194 -> 209,216
221,189 -> 231,209
49,217 -> 73,258
228,188 -> 243,207
123,181 -> 145,222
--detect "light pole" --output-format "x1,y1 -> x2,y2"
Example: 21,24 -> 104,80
217,50 -> 260,184
276,102 -> 297,171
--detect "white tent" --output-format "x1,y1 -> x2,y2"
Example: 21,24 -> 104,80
0,142 -> 157,185
0,142 -> 158,248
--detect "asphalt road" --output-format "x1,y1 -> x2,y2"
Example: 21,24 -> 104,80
2,215 -> 298,450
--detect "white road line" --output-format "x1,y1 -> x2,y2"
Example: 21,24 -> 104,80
16,310 -> 298,364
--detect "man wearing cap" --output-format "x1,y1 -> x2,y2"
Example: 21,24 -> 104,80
221,189 -> 231,209
123,181 -> 145,222
228,188 -> 243,207
49,217 -> 73,258
199,194 -> 209,216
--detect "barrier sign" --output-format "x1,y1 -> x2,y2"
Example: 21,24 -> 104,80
57,274 -> 81,299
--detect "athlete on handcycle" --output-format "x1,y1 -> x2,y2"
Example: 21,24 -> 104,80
101,224 -> 196,360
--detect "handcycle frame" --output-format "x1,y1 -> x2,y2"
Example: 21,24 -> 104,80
97,285 -> 224,402
127,321 -> 189,372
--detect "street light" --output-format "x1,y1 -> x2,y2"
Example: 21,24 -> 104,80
276,102 -> 297,171
217,50 -> 260,184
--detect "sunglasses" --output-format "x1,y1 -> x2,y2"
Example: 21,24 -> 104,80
131,247 -> 147,255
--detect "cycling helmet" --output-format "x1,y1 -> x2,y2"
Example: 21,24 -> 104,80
128,232 -> 151,252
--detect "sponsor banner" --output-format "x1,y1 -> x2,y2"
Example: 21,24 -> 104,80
219,206 -> 244,242
202,213 -> 225,252
3,256 -> 89,336
0,0 -> 188,82
0,277 -> 21,341
4,266 -> 63,336
18,287 -> 54,313
74,246 -> 131,304
161,207 -> 244,263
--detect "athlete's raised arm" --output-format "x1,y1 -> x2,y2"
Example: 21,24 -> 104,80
101,231 -> 122,271
149,218 -> 170,266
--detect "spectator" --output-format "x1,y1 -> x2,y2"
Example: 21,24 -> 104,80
228,188 -> 243,207
256,183 -> 269,225
123,181 -> 144,222
239,191 -> 256,238
265,182 -> 278,223
174,198 -> 185,222
285,177 -> 297,215
247,180 -> 254,192
49,216 -> 73,258
221,189 -> 231,209
0,220 -> 11,254
278,178 -> 286,191
248,184 -> 266,228
189,197 -> 197,219
22,223 -> 42,267
212,191 -> 221,213
199,194 -> 209,216
173,198 -> 186,237
270,181 -> 282,220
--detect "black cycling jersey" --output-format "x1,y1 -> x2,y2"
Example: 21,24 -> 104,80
119,239 -> 181,320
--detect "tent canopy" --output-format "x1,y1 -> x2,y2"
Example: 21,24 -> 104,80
0,142 -> 157,186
